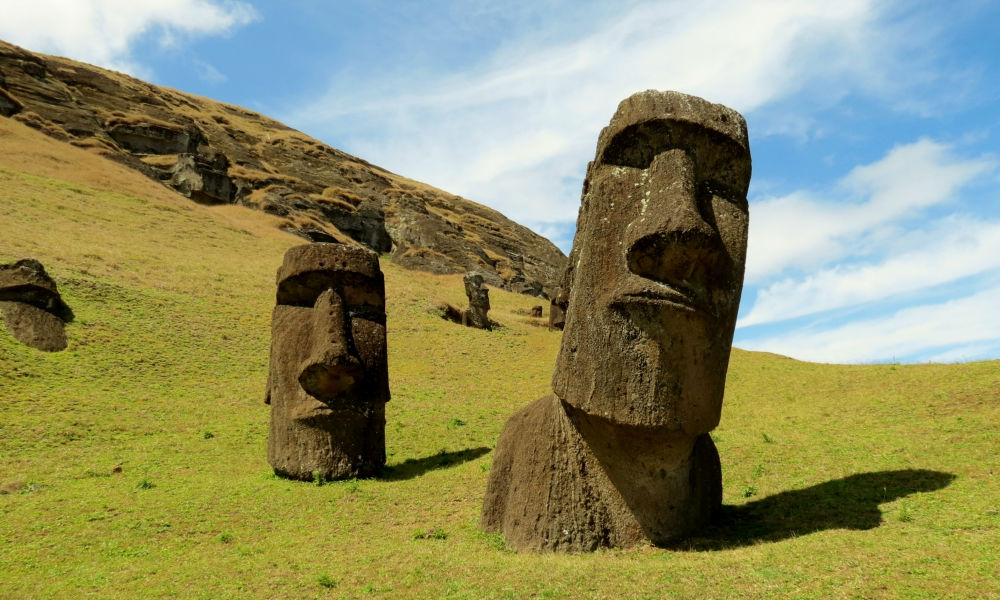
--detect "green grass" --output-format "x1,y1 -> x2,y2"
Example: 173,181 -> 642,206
1,123 -> 999,599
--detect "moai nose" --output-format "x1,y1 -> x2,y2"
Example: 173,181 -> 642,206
625,149 -> 725,288
298,288 -> 364,401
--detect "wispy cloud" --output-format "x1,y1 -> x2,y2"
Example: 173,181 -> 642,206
740,282 -> 1000,363
743,139 -> 996,286
740,218 -> 1000,327
287,0 -> 935,239
0,0 -> 258,75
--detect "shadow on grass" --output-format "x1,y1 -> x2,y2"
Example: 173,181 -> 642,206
675,469 -> 956,551
381,447 -> 490,481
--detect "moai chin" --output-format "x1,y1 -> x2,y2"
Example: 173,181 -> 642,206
481,90 -> 751,551
462,271 -> 491,330
266,243 -> 389,481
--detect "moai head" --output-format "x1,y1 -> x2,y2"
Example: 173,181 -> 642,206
267,243 -> 388,480
0,258 -> 74,351
552,90 -> 750,434
462,271 -> 491,330
463,271 -> 490,311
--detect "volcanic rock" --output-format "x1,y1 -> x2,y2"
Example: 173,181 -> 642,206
482,90 -> 751,551
266,243 -> 389,481
0,258 -> 73,351
0,38 -> 566,297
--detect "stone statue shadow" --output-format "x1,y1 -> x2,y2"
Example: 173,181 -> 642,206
381,447 -> 491,481
673,469 -> 956,551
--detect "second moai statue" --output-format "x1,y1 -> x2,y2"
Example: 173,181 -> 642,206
462,271 -> 491,330
482,90 -> 751,551
266,243 -> 389,480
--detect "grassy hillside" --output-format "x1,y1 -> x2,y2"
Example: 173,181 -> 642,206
1,117 -> 998,599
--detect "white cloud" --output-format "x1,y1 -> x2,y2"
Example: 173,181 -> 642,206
193,58 -> 227,84
0,0 -> 258,75
745,139 -> 996,283
288,0 -> 919,231
740,283 -> 1000,363
739,218 -> 1000,327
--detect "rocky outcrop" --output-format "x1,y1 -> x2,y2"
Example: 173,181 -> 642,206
169,151 -> 236,205
0,39 -> 566,297
106,118 -> 202,155
0,258 -> 73,351
0,86 -> 21,116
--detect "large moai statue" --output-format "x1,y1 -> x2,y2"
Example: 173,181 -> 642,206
266,243 -> 389,481
462,271 -> 491,330
482,90 -> 751,551
0,258 -> 73,351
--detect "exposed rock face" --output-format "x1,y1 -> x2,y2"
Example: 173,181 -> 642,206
169,151 -> 235,205
0,258 -> 73,351
106,119 -> 201,154
0,38 -> 566,297
462,271 -> 491,330
0,86 -> 21,116
482,90 -> 751,551
266,243 -> 389,481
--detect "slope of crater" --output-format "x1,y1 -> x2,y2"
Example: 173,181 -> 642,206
0,38 -> 566,298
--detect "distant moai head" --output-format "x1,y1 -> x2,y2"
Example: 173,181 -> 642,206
463,271 -> 490,311
552,90 -> 750,433
0,258 -> 74,351
548,267 -> 571,330
462,271 -> 492,330
266,243 -> 388,480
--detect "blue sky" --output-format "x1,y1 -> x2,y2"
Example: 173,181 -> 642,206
3,0 -> 1000,364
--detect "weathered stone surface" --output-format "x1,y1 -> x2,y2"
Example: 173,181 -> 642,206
462,271 -> 491,330
0,258 -> 72,351
266,243 -> 389,481
530,305 -> 543,318
482,90 -> 751,551
169,151 -> 235,205
106,120 -> 201,155
0,86 -> 22,116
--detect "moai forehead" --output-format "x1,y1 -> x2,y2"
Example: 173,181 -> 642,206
276,244 -> 385,312
594,90 -> 749,163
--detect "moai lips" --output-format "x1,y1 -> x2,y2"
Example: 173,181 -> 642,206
482,90 -> 751,551
266,243 -> 389,481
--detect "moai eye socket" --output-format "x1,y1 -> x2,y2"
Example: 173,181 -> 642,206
276,271 -> 385,322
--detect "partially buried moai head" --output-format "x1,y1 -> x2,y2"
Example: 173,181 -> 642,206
266,243 -> 388,480
552,90 -> 750,434
0,258 -> 74,352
